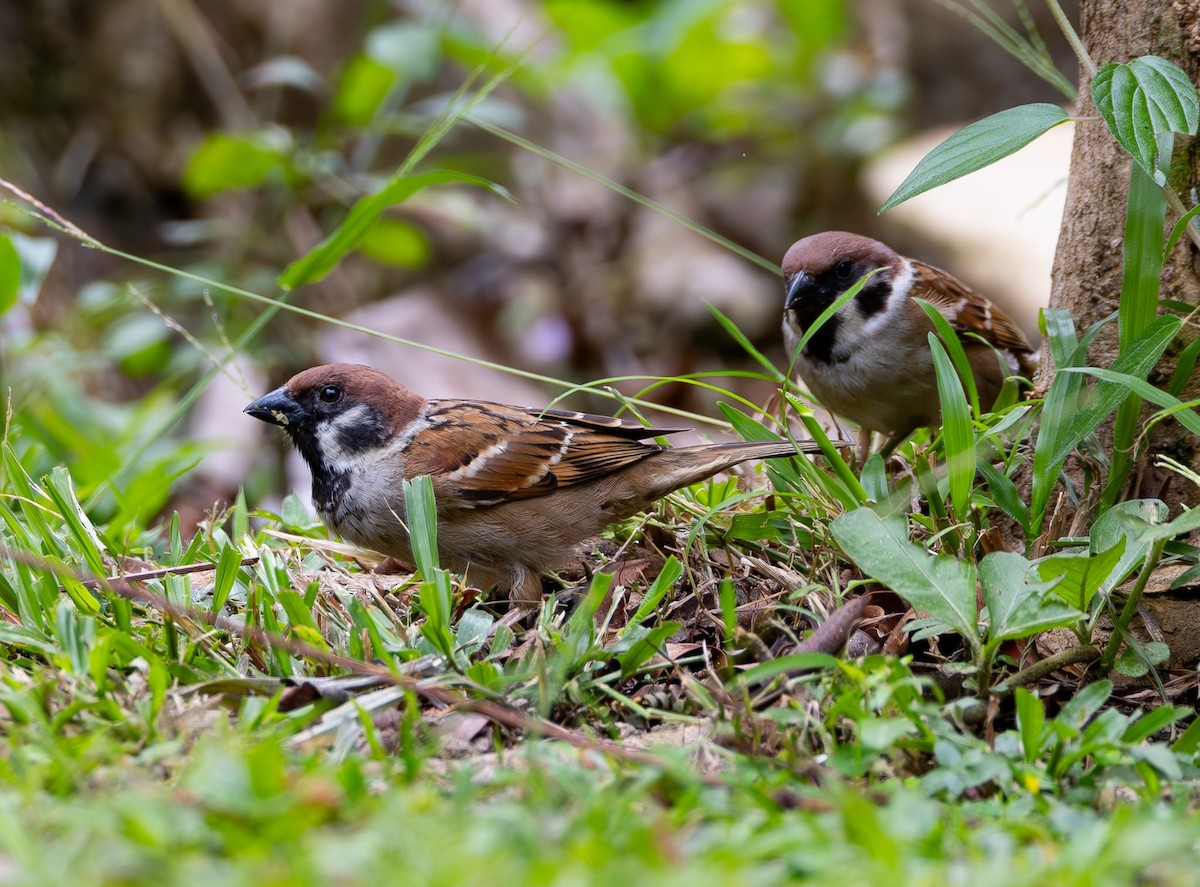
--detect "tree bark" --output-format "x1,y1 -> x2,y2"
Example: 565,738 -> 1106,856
1047,0 -> 1200,514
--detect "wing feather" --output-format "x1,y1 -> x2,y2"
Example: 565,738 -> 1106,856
910,259 -> 1033,355
405,400 -> 668,510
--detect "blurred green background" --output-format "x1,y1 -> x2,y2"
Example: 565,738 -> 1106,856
0,0 -> 1075,541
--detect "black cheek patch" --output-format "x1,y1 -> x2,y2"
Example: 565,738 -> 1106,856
853,278 -> 890,317
335,408 -> 391,453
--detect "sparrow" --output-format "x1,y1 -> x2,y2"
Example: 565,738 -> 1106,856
781,231 -> 1036,456
245,363 -> 821,603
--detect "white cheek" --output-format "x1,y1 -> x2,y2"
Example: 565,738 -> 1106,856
315,403 -> 373,464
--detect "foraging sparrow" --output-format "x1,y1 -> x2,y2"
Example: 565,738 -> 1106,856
781,232 -> 1036,455
245,363 -> 819,602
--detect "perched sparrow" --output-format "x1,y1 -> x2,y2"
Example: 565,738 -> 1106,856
781,231 -> 1036,455
245,364 -> 820,603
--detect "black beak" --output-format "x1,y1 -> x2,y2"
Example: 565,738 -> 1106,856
244,386 -> 304,428
785,271 -> 815,311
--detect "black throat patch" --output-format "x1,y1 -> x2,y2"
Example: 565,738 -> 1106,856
790,310 -> 843,365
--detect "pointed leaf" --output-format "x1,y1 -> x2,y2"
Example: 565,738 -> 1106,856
1035,539 -> 1127,611
980,551 -> 1079,643
830,509 -> 978,650
880,104 -> 1069,213
280,170 -> 513,290
1093,56 -> 1200,180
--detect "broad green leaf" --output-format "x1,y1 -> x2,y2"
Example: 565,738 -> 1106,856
365,20 -> 440,80
43,467 -> 108,579
1107,154 -> 1168,507
858,717 -> 918,752
979,551 -> 1079,644
1092,56 -> 1200,181
211,541 -> 245,614
454,608 -> 494,657
1089,500 -> 1166,596
1115,497 -> 1200,543
1035,539 -> 1126,612
880,104 -> 1070,213
830,509 -> 978,650
928,334 -> 974,519
279,170 -> 512,290
1171,713 -> 1200,753
4,233 -> 57,310
333,54 -> 398,125
184,131 -> 288,198
360,218 -> 430,269
0,235 -> 19,316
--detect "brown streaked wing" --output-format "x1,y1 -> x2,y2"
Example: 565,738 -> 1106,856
910,260 -> 1033,353
536,406 -> 689,440
407,400 -> 661,509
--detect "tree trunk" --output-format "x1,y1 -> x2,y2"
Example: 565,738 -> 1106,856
1048,0 -> 1200,515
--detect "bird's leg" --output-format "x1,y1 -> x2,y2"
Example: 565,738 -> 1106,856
507,564 -> 545,609
878,428 -> 917,461
856,427 -> 874,465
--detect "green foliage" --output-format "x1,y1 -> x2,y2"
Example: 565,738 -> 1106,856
4,7 -> 1200,884
1092,56 -> 1200,183
880,103 -> 1070,212
0,235 -> 19,317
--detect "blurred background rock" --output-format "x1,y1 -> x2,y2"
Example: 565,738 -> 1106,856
0,0 -> 1077,528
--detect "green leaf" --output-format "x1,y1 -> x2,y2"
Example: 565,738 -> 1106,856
1055,679 -> 1112,733
1115,497 -> 1200,543
830,509 -> 978,651
1035,539 -> 1126,612
729,652 -> 840,688
1107,153 -> 1168,507
879,104 -> 1070,213
976,460 -> 1031,537
0,235 -> 19,316
1014,687 -> 1046,762
333,54 -> 398,125
1092,56 -> 1200,181
279,170 -> 512,290
618,621 -> 683,677
184,131 -> 288,198
928,334 -> 974,519
1171,713 -> 1200,753
1031,314 -> 1180,528
1122,704 -> 1188,744
1058,365 -> 1200,436
622,556 -> 683,633
1089,500 -> 1165,596
917,298 -> 981,416
979,551 -> 1079,643
360,218 -> 430,269
403,475 -> 439,574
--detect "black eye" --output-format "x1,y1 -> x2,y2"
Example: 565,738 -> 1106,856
318,385 -> 343,404
834,259 -> 855,280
